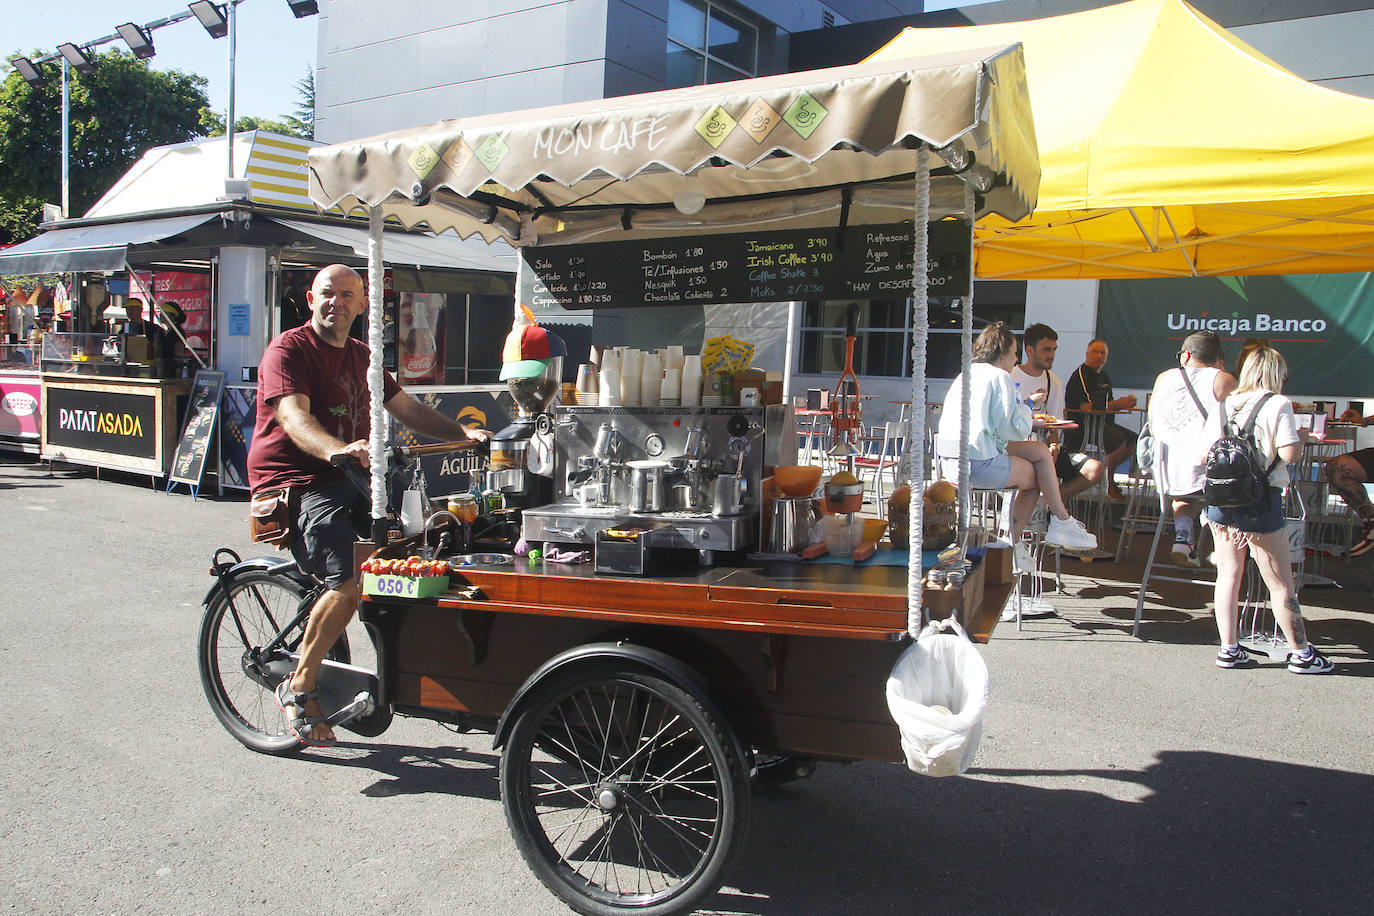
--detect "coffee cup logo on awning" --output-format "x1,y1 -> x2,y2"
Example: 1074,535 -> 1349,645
1167,312 -> 1328,337
58,407 -> 145,438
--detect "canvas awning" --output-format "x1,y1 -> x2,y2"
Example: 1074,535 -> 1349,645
0,214 -> 216,276
868,0 -> 1374,279
266,217 -> 515,274
308,46 -> 1040,246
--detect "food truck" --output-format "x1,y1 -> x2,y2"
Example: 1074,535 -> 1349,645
0,131 -> 516,481
201,47 -> 1038,915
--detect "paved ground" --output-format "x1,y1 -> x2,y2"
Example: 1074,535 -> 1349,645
1,454 -> 1370,914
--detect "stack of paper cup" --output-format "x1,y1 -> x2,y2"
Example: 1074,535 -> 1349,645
599,368 -> 621,406
620,348 -> 642,406
575,363 -> 598,405
640,351 -> 661,406
662,363 -> 682,403
665,345 -> 685,371
681,354 -> 702,407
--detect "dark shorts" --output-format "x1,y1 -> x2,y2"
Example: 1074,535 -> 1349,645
1205,487 -> 1285,534
1101,423 -> 1137,456
1054,448 -> 1091,483
289,476 -> 369,588
1351,447 -> 1374,480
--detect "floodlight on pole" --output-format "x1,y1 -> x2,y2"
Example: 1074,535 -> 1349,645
286,1 -> 319,17
56,43 -> 97,75
116,23 -> 157,59
12,57 -> 50,87
188,1 -> 229,39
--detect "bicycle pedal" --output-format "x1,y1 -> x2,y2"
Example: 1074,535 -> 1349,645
325,692 -> 376,727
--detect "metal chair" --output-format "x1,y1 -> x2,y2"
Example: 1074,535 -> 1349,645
855,422 -> 902,516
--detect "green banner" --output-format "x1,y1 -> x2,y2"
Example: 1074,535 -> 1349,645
1097,273 -> 1374,396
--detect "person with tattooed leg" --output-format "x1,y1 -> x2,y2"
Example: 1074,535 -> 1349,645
1322,448 -> 1374,558
1201,347 -> 1333,673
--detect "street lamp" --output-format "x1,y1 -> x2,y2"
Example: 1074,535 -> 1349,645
115,23 -> 158,60
56,43 -> 97,75
188,2 -> 230,39
12,57 -> 50,87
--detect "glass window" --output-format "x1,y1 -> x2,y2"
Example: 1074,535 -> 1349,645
666,0 -> 757,88
707,7 -> 754,72
666,41 -> 705,89
667,0 -> 706,46
797,283 -> 1028,379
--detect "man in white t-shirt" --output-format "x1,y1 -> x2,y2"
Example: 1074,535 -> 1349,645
1010,323 -> 1107,507
1147,329 -> 1238,565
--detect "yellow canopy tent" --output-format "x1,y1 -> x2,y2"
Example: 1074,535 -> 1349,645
869,0 -> 1374,279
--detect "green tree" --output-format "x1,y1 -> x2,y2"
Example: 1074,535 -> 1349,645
200,110 -> 308,138
200,66 -> 314,140
0,49 -> 208,244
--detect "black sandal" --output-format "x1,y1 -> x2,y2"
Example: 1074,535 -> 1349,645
274,677 -> 338,748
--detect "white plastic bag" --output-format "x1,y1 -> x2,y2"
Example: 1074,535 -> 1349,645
886,617 -> 990,777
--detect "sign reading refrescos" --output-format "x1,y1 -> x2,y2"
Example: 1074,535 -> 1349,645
45,386 -> 157,459
520,220 -> 971,310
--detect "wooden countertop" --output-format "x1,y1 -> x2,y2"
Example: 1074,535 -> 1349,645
367,553 -> 1005,644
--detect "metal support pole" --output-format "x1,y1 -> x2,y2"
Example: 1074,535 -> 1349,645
60,59 -> 70,218
226,0 -> 238,179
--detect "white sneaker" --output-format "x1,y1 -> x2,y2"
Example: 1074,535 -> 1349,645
1013,541 -> 1035,573
1171,541 -> 1197,567
1027,504 -> 1050,537
1045,515 -> 1097,551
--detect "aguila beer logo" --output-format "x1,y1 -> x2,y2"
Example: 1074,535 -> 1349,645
2,392 -> 37,417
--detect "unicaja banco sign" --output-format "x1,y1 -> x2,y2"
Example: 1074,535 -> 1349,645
1167,311 -> 1328,337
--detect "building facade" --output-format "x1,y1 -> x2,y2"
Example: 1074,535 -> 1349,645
314,0 -> 1374,419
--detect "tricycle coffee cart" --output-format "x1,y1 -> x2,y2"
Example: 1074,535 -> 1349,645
205,45 -> 1040,915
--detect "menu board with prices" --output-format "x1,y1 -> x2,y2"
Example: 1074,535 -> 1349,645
520,220 -> 971,310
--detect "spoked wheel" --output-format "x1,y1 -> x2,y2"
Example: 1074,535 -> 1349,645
197,570 -> 348,754
500,664 -> 748,916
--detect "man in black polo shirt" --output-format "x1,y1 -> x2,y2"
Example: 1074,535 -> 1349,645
1064,338 -> 1138,502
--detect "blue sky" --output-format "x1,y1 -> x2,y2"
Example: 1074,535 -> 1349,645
5,0 -> 318,123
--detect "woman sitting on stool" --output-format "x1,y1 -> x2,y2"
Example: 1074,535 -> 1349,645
935,321 -> 1098,572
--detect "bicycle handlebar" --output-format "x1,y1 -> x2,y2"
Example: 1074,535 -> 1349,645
330,439 -> 488,498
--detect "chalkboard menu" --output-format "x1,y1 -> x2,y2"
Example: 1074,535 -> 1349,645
167,370 -> 226,495
520,219 -> 970,310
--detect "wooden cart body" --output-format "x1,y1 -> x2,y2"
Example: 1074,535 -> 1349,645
362,559 -> 1008,764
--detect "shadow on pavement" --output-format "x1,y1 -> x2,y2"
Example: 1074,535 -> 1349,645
717,750 -> 1374,914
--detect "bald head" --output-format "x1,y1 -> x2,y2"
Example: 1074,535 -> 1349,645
307,264 -> 366,346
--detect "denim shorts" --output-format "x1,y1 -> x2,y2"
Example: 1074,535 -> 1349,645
940,454 -> 1012,490
1205,487 -> 1284,535
289,476 -> 369,588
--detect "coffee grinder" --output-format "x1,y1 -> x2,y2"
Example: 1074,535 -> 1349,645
490,316 -> 566,509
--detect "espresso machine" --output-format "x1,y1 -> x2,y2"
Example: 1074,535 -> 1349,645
489,358 -> 562,509
521,405 -> 789,565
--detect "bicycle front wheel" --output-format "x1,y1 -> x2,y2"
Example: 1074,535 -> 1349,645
500,664 -> 749,916
198,570 -> 341,754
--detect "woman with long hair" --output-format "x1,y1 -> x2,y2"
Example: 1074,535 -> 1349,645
1204,346 -> 1333,673
935,322 -> 1097,567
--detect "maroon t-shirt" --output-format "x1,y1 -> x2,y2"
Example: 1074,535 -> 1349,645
247,324 -> 401,491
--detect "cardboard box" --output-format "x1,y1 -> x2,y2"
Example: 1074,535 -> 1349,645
732,369 -> 767,404
983,541 -> 1015,585
362,573 -> 449,598
922,557 -> 985,627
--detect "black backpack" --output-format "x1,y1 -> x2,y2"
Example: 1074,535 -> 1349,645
1203,393 -> 1280,508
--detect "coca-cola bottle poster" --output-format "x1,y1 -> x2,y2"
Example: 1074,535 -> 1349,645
399,292 -> 446,385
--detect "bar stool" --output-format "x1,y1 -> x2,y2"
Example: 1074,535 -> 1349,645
1131,490 -> 1216,637
969,486 -> 1046,630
